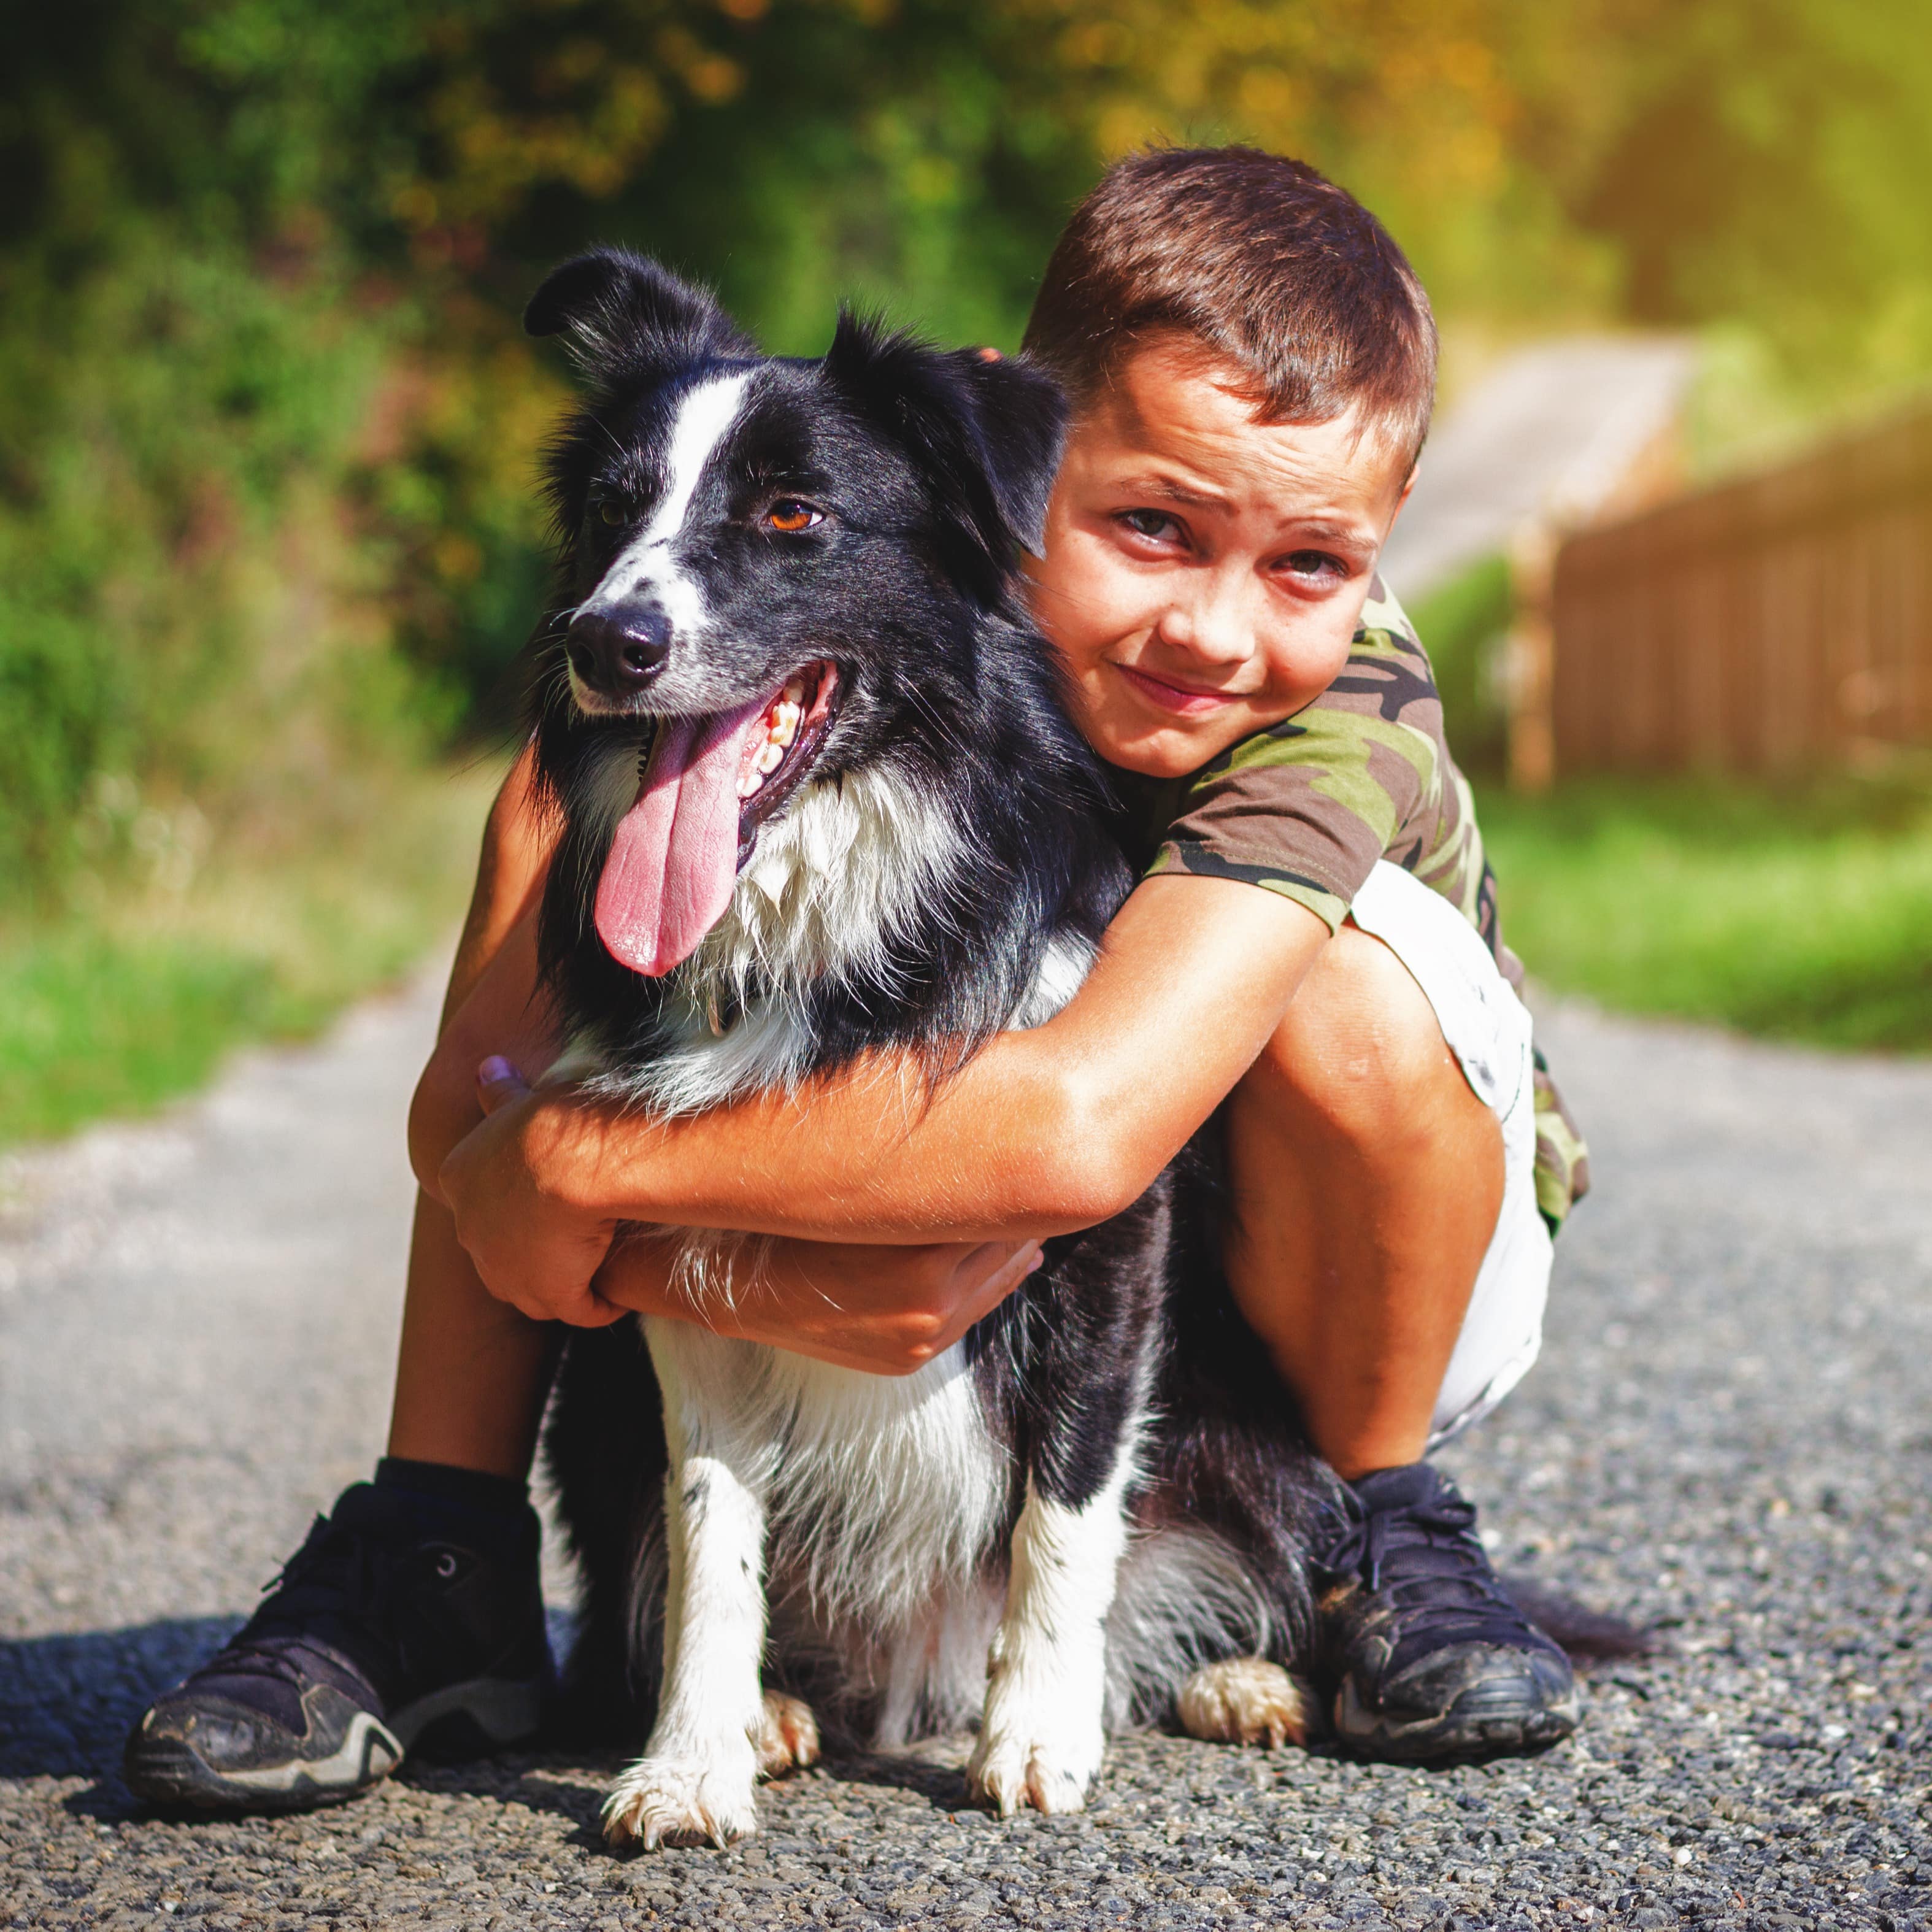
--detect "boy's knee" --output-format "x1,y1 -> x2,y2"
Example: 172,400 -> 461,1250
408,1034 -> 485,1196
1245,925 -> 1473,1154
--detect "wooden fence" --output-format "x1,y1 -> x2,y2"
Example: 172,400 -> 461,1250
1548,402 -> 1932,774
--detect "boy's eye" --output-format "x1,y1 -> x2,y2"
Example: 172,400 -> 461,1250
1282,549 -> 1349,582
1118,509 -> 1182,543
763,499 -> 823,533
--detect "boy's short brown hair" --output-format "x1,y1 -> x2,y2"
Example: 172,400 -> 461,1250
1023,145 -> 1437,470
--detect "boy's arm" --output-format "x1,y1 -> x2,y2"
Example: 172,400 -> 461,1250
441,744 -> 555,1026
410,755 -> 1047,1361
439,875 -> 1332,1314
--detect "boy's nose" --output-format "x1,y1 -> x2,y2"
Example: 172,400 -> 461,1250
1156,579 -> 1255,667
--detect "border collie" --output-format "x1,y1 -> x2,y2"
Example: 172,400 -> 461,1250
523,250 -> 1337,1850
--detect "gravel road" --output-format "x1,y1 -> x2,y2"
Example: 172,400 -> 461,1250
3,971 -> 1930,1931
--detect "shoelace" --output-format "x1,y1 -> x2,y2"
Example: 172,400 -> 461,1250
1313,1487 -> 1543,1652
204,1515 -> 405,1689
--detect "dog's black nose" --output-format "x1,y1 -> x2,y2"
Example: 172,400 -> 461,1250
567,607 -> 672,696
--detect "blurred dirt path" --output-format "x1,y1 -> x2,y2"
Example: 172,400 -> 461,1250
1377,335 -> 1694,600
0,965 -> 438,1643
4,966 -> 1931,1928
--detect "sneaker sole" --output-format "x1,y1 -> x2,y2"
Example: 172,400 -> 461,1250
390,1673 -> 548,1759
124,1709 -> 406,1812
1333,1677 -> 1582,1765
122,1676 -> 545,1814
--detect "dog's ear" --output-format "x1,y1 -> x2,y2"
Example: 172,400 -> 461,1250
525,248 -> 752,383
823,313 -> 1069,573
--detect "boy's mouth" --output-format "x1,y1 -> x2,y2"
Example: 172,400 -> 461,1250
593,661 -> 840,977
1114,660 -> 1243,718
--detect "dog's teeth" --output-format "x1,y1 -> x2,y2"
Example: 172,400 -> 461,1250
737,769 -> 764,799
769,704 -> 799,748
754,741 -> 785,775
783,677 -> 806,706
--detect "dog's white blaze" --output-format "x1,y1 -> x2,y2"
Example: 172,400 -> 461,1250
969,1450 -> 1139,1815
583,372 -> 752,639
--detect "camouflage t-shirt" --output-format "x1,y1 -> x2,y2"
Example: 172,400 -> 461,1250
1108,582 -> 1590,1232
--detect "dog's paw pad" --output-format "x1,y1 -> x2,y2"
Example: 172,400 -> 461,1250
753,1689 -> 820,1779
602,1758 -> 758,1851
1175,1657 -> 1310,1749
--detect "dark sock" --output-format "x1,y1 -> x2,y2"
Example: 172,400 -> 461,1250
372,1457 -> 533,1547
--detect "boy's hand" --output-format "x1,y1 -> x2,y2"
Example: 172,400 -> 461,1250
444,1055 -> 1042,1360
439,1058 -> 625,1327
594,1231 -> 1044,1375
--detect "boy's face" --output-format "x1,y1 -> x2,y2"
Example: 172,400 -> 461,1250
1026,337 -> 1415,779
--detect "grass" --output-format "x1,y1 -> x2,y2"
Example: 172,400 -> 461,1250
1479,763 -> 1932,1052
6,738 -> 1928,1152
0,763 -> 499,1146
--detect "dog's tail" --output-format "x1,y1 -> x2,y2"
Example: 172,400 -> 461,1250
1503,1572 -> 1662,1664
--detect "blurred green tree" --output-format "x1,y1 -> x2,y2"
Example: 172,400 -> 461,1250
4,0 -> 1930,907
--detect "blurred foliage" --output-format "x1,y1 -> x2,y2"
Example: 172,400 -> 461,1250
0,764 -> 498,1141
4,0 -> 1931,925
1407,553 -> 1514,777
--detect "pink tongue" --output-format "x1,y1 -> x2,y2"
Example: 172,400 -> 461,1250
594,698 -> 771,977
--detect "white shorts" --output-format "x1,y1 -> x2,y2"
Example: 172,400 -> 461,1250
1347,860 -> 1553,1449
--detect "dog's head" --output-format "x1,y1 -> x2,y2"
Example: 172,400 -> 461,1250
526,248 -> 1069,981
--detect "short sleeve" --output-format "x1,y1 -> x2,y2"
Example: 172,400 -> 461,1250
1144,624 -> 1443,931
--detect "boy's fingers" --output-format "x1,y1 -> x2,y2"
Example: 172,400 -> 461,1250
476,1055 -> 531,1114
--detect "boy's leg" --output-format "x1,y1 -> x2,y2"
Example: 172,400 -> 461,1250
1223,919 -> 1576,1763
126,775 -> 564,1812
123,1203 -> 558,1811
387,1190 -> 558,1477
1223,923 -> 1502,1483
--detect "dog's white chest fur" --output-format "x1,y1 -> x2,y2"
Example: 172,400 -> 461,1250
644,1323 -> 1008,1620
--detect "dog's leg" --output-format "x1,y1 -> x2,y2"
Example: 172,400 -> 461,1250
968,1457 -> 1133,1817
604,1333 -> 774,1851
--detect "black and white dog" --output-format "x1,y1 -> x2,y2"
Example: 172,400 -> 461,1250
522,250 -> 1337,1850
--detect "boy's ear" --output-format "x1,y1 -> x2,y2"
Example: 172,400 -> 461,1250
525,248 -> 753,385
823,312 -> 1069,577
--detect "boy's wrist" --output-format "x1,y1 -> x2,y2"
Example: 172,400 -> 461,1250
515,1083 -> 668,1231
515,1087 -> 607,1220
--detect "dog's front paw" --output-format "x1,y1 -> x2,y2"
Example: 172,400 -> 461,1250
754,1689 -> 820,1780
1174,1657 -> 1310,1749
602,1750 -> 760,1851
967,1705 -> 1104,1817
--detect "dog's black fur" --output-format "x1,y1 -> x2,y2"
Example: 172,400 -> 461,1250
521,251 -> 1338,1815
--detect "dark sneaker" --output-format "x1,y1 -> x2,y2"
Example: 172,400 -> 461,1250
1314,1462 -> 1579,1763
124,1479 -> 551,1812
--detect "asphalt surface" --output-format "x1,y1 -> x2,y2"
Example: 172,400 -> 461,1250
3,971 -> 1930,1930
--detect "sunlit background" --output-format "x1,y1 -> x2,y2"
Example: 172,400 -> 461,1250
4,0 -> 1930,1141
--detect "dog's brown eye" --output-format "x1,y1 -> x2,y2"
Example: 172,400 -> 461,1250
598,499 -> 626,527
764,500 -> 822,533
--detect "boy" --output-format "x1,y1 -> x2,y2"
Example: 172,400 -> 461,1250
128,147 -> 1588,1811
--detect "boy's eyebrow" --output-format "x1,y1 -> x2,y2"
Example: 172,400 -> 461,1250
1293,518 -> 1377,550
1111,472 -> 1230,509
